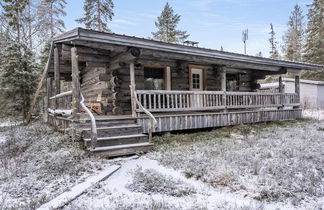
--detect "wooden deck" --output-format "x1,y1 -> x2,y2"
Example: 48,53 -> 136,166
47,89 -> 302,157
138,109 -> 302,133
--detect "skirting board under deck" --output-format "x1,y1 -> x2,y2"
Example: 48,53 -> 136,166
138,109 -> 303,133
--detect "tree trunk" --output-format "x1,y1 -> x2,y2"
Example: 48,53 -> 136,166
97,0 -> 101,31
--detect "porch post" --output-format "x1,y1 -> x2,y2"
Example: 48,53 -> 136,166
54,47 -> 60,108
220,66 -> 227,110
165,66 -> 171,90
71,47 -> 81,118
294,75 -> 300,109
129,62 -> 137,118
278,76 -> 284,109
45,77 -> 52,122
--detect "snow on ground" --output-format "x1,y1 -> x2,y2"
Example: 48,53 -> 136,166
65,157 -> 264,210
303,109 -> 324,121
0,122 -> 112,209
65,118 -> 324,210
1,111 -> 323,209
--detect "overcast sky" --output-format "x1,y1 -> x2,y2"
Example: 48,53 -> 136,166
63,0 -> 312,57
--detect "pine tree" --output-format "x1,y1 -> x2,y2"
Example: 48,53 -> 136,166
76,0 -> 114,32
282,4 -> 305,61
152,3 -> 189,43
1,0 -> 28,43
37,0 -> 67,39
269,23 -> 279,59
0,39 -> 39,117
304,0 -> 324,65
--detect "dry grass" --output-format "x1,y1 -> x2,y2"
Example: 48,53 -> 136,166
150,119 -> 324,205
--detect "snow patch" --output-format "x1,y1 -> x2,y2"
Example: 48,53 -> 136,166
303,109 -> 324,121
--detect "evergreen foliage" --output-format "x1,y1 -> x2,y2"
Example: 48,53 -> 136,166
152,3 -> 189,43
37,0 -> 67,38
0,39 -> 39,117
301,0 -> 324,81
269,23 -> 279,59
304,0 -> 324,65
1,0 -> 28,43
76,0 -> 114,32
282,4 -> 305,61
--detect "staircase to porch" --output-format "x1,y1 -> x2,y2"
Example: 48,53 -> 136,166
81,116 -> 153,157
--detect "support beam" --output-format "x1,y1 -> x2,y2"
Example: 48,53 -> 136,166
71,47 -> 81,118
129,62 -> 137,118
279,76 -> 284,93
278,76 -> 284,110
54,47 -> 60,96
219,66 -> 227,110
165,66 -> 171,90
294,75 -> 300,109
142,49 -> 282,72
45,78 -> 53,122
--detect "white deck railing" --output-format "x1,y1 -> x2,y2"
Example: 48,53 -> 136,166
135,90 -> 299,112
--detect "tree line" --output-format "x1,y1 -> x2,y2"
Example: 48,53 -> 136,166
0,0 -> 323,119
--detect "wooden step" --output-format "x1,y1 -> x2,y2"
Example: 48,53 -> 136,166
82,124 -> 143,138
79,118 -> 137,128
84,134 -> 149,147
90,142 -> 154,157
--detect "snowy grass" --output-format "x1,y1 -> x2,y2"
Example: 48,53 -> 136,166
0,121 -> 110,209
64,158 -> 265,210
150,119 -> 324,206
127,167 -> 196,197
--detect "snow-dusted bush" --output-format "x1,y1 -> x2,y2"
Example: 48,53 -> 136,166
151,120 -> 324,204
127,167 -> 196,197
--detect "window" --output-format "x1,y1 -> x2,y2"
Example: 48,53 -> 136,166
192,73 -> 201,89
226,73 -> 239,91
144,67 -> 164,90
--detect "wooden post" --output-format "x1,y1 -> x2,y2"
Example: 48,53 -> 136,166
294,75 -> 300,109
129,62 -> 137,118
45,77 -> 52,122
278,76 -> 284,109
71,47 -> 81,118
220,66 -> 227,111
54,47 -> 60,100
165,66 -> 171,90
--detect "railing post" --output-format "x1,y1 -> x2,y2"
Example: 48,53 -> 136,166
294,75 -> 300,109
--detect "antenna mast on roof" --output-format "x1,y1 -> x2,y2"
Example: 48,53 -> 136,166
242,29 -> 248,55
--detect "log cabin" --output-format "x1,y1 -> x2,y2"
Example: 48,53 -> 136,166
45,28 -> 323,157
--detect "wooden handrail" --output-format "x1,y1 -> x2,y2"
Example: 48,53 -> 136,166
131,86 -> 157,142
80,93 -> 97,149
49,90 -> 73,100
135,90 -> 300,113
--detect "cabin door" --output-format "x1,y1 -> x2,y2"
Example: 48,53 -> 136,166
190,68 -> 204,107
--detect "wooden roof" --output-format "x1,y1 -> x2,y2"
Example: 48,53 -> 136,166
52,27 -> 323,72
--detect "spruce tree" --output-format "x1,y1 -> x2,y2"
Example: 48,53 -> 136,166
152,3 -> 189,43
304,0 -> 324,65
37,0 -> 67,39
269,23 -> 279,59
282,4 -> 305,61
0,39 -> 39,117
76,0 -> 114,32
1,0 -> 28,43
